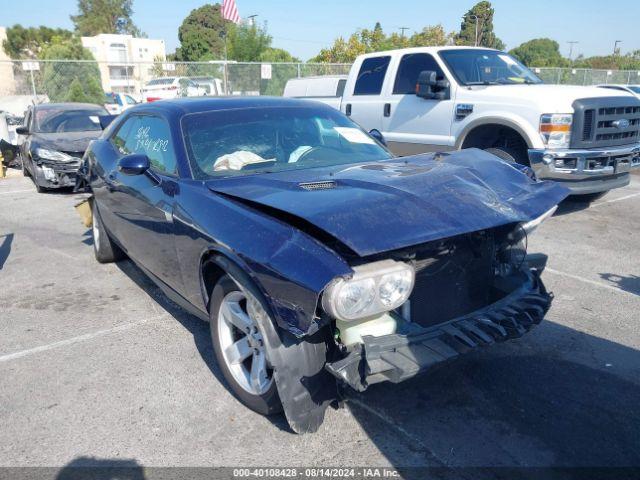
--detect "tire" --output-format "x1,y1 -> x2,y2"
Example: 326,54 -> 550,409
92,200 -> 125,263
485,146 -> 523,164
210,275 -> 282,416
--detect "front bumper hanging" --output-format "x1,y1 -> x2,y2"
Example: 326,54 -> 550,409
326,272 -> 551,392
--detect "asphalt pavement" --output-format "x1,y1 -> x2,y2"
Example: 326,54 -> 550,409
0,171 -> 639,474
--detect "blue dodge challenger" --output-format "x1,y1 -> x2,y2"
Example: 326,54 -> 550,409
82,97 -> 568,433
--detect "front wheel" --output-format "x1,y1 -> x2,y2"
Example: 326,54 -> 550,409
92,200 -> 125,263
210,275 -> 282,415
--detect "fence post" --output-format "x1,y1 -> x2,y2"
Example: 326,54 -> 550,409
29,68 -> 36,98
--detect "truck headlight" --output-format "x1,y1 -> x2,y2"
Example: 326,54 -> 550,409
322,260 -> 415,321
35,148 -> 74,162
540,114 -> 572,149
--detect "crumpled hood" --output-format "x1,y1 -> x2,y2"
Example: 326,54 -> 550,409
207,149 -> 569,257
31,131 -> 101,154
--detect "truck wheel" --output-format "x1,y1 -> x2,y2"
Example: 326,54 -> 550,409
92,200 -> 125,263
210,274 -> 282,416
485,146 -> 524,165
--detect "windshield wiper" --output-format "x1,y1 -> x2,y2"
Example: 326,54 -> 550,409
465,81 -> 502,86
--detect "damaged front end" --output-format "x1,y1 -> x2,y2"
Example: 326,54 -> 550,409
32,151 -> 83,188
325,225 -> 551,392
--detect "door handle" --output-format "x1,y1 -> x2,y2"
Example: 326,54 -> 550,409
345,104 -> 352,116
384,103 -> 391,117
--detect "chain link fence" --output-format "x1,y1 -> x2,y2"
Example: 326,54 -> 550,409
1,60 -> 639,109
534,67 -> 640,86
0,60 -> 351,104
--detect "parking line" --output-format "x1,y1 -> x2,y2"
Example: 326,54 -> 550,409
591,192 -> 640,208
0,315 -> 166,364
0,189 -> 34,195
546,268 -> 637,298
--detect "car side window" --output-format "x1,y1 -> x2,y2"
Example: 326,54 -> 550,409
353,56 -> 391,96
112,115 -> 177,175
393,53 -> 445,95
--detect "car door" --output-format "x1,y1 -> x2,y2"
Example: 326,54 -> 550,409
341,55 -> 392,132
104,113 -> 183,289
381,52 -> 457,155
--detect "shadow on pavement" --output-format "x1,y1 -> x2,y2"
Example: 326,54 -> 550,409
346,320 -> 640,471
599,273 -> 640,296
0,233 -> 13,270
55,457 -> 145,480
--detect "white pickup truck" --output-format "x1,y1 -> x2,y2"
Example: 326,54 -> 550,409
285,47 -> 640,194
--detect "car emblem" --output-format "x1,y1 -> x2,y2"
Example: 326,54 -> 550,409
612,119 -> 630,129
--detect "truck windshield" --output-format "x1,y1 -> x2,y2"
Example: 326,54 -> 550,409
182,106 -> 393,179
439,49 -> 542,86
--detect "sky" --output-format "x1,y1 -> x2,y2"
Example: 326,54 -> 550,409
1,0 -> 639,61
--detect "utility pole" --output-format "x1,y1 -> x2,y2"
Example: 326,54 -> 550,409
567,41 -> 578,61
613,40 -> 622,56
398,27 -> 409,39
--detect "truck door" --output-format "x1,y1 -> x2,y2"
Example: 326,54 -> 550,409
341,55 -> 391,132
380,53 -> 456,156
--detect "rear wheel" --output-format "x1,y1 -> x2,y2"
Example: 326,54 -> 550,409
92,200 -> 125,263
210,275 -> 282,415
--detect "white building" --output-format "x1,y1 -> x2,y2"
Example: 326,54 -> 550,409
0,27 -> 17,97
81,34 -> 166,94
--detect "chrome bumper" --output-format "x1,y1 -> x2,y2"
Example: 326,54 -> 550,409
528,143 -> 640,195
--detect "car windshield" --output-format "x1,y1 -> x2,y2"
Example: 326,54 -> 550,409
34,107 -> 106,133
182,106 -> 393,179
439,49 -> 542,86
629,86 -> 640,94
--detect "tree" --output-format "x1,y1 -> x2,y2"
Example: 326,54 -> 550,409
175,4 -> 228,61
71,0 -> 144,37
311,23 -> 453,63
2,25 -> 73,59
455,1 -> 504,50
227,22 -> 272,62
40,36 -> 104,104
509,38 -> 569,67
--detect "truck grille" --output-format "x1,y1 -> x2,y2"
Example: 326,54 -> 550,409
408,231 -> 495,328
572,97 -> 640,149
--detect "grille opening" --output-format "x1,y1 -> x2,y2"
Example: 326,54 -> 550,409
298,181 -> 337,191
582,109 -> 594,141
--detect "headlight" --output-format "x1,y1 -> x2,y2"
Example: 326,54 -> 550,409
35,148 -> 74,162
322,260 -> 415,321
540,113 -> 572,149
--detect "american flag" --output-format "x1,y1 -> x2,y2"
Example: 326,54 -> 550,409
221,0 -> 241,24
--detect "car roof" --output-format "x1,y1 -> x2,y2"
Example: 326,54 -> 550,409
357,45 -> 499,60
128,96 -> 334,116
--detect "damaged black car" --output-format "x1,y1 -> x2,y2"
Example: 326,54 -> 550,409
81,97 -> 569,433
17,103 -> 108,192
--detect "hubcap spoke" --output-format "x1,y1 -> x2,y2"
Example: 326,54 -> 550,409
224,336 -> 252,365
223,301 -> 253,332
250,350 -> 267,391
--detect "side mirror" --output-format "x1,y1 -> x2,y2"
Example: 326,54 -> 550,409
416,70 -> 450,100
368,129 -> 387,147
15,126 -> 29,135
118,154 -> 150,175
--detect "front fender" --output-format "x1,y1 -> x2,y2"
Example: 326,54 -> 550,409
454,113 -> 542,150
173,183 -> 353,337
